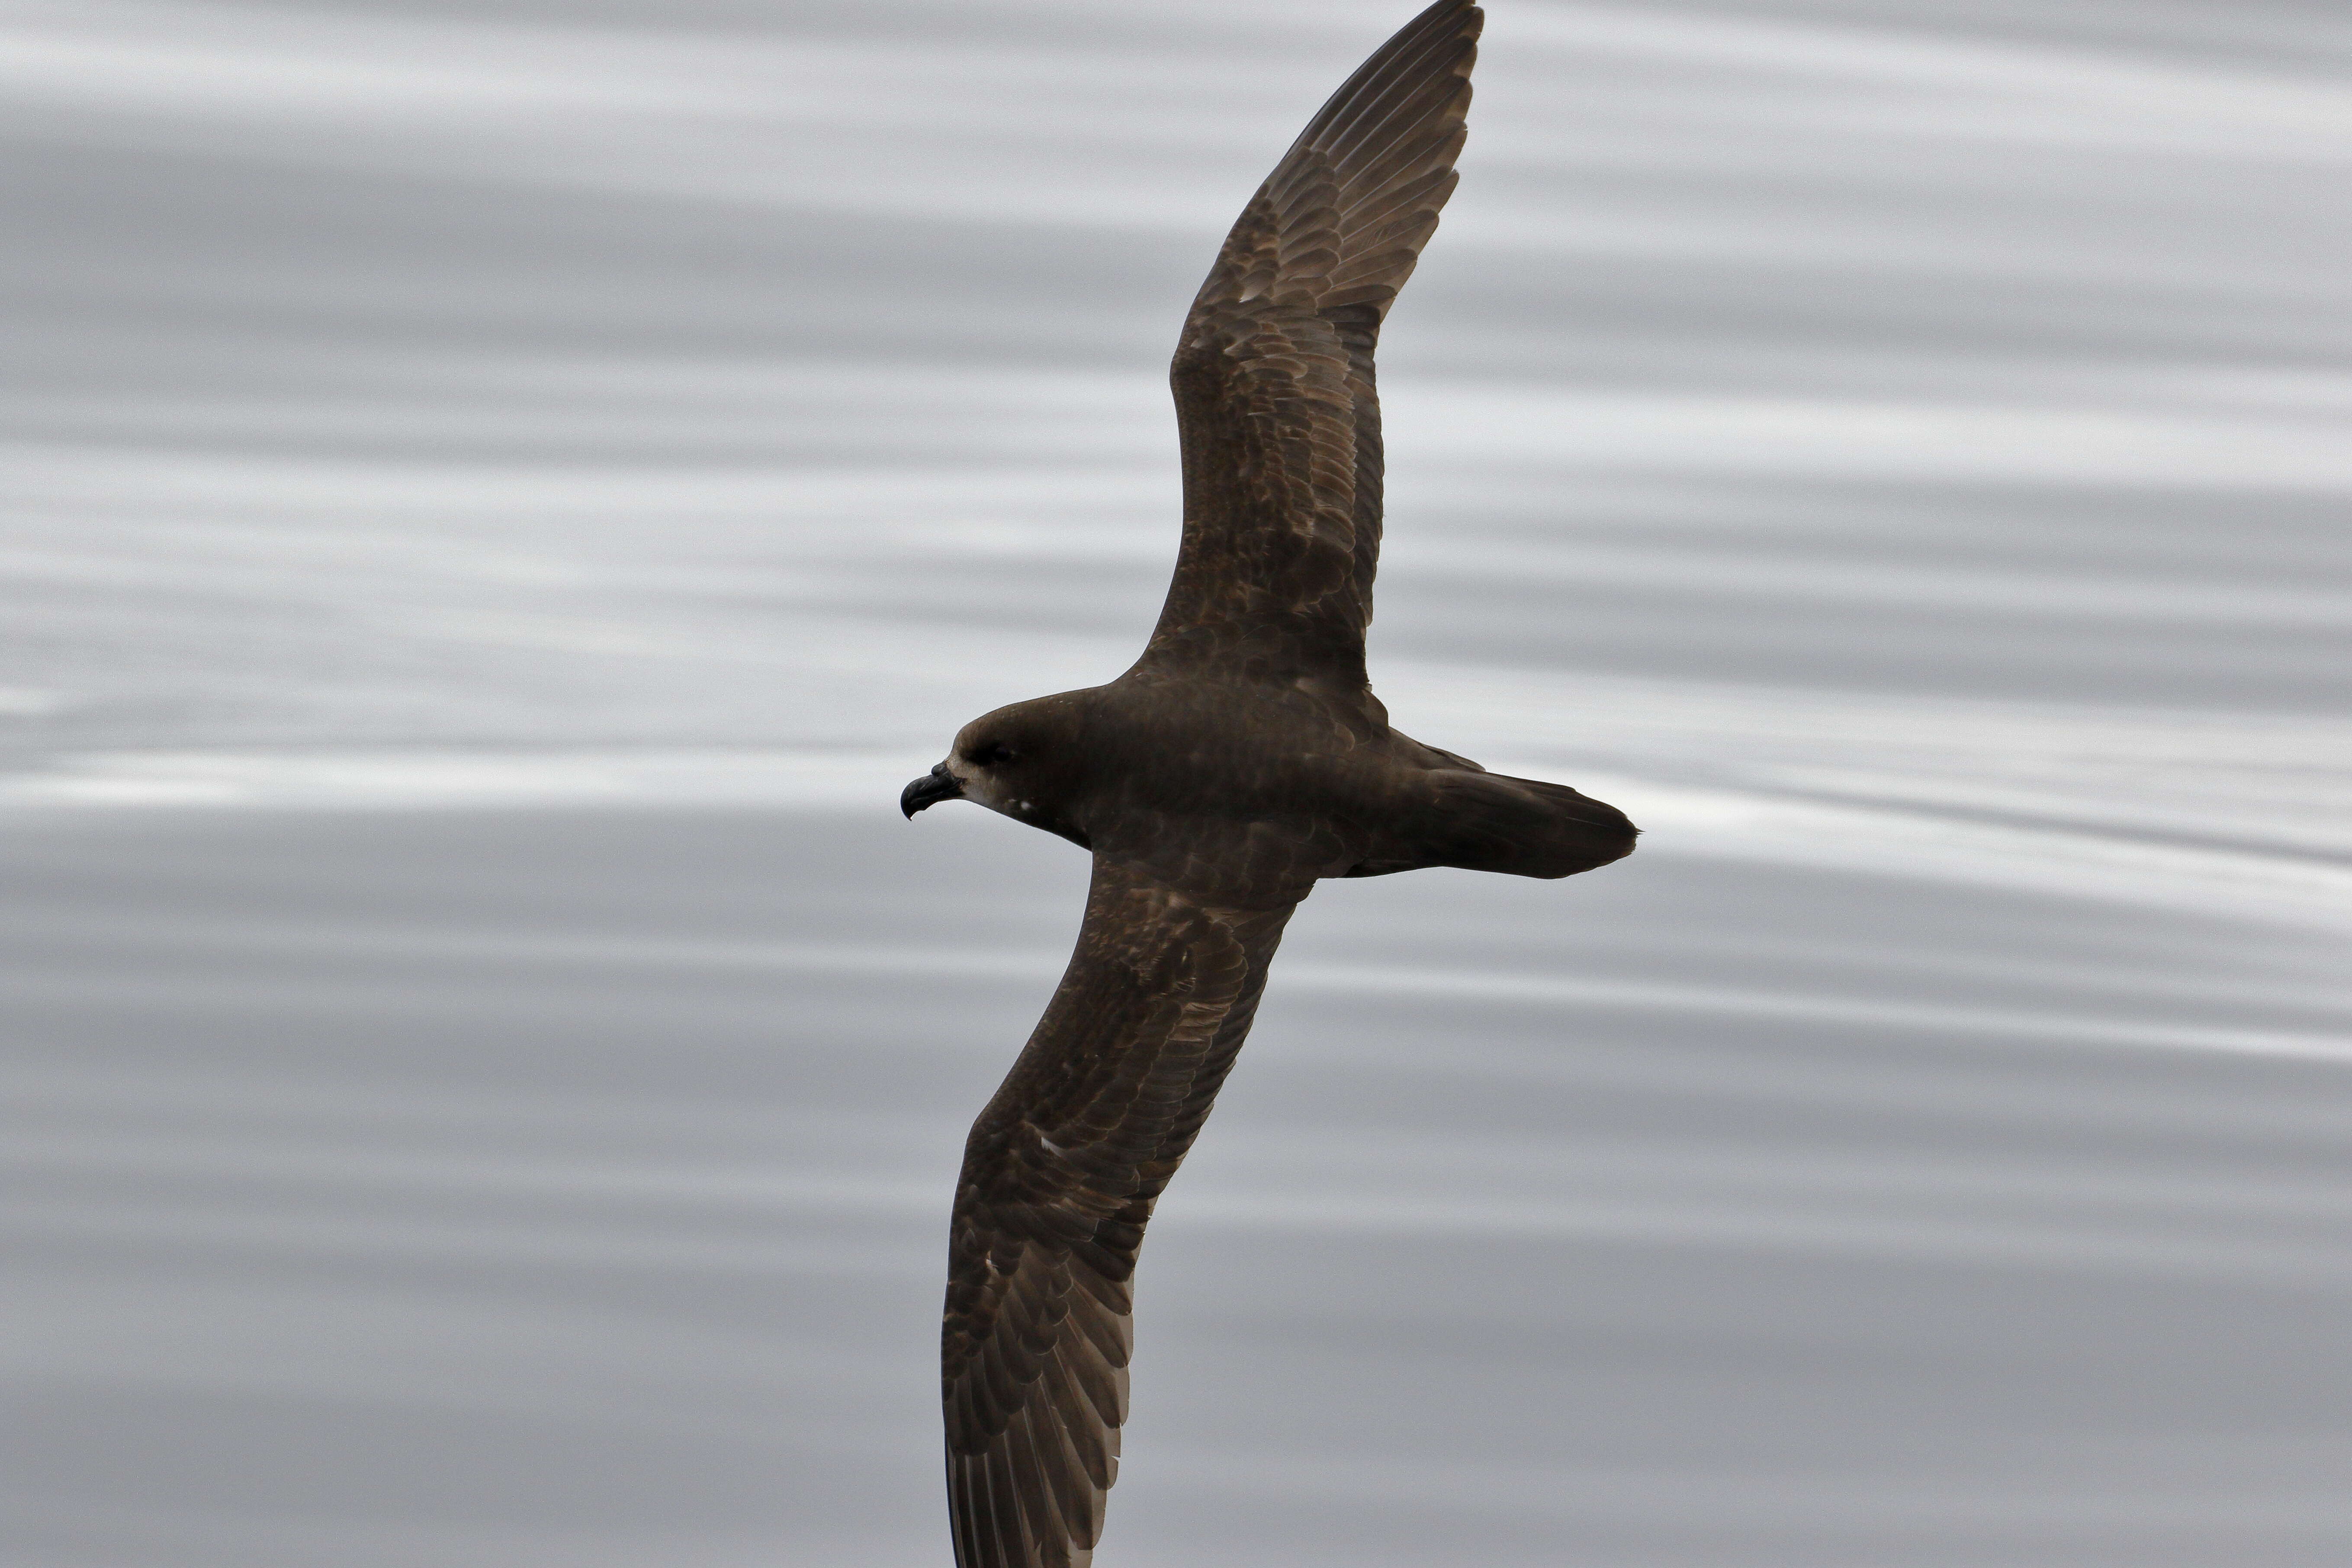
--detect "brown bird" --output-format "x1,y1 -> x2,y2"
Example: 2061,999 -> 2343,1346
899,4 -> 1634,1562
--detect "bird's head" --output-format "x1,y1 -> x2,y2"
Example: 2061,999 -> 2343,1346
900,691 -> 1092,847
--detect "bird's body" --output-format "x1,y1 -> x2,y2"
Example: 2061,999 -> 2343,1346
900,5 -> 1636,1562
917,674 -> 1634,902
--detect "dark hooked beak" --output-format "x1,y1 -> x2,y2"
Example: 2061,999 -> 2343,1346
900,764 -> 963,819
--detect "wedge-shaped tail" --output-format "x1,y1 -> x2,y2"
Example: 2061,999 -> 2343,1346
1347,767 -> 1639,880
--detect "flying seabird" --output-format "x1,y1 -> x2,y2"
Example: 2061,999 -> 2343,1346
900,4 -> 1635,1562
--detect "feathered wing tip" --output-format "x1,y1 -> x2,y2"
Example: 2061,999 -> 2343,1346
1194,0 -> 1482,323
945,1235 -> 1133,1568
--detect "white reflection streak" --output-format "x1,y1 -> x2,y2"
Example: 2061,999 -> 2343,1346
1509,3 -> 2352,157
7,913 -> 2343,1060
1152,1445 -> 2352,1529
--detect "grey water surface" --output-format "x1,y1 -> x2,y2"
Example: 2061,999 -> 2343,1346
5,2 -> 2350,1565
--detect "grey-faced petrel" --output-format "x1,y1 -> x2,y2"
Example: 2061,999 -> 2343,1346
900,4 -> 1635,1562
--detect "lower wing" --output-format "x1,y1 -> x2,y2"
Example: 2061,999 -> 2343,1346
942,857 -> 1296,1568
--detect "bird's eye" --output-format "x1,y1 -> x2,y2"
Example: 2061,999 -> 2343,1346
975,742 -> 1019,766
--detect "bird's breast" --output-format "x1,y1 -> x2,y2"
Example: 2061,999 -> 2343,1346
1067,681 -> 1402,898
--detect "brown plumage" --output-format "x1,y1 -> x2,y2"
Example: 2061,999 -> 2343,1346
900,6 -> 1635,1563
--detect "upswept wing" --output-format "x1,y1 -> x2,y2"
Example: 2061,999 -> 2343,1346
1143,0 -> 1482,686
942,858 -> 1295,1568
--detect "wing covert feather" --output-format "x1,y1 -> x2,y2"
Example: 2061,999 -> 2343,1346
943,858 -> 1295,1567
1144,0 -> 1482,684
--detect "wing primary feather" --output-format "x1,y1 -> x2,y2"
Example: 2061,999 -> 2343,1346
1306,22 -> 1469,170
983,1444 -> 1031,1567
1290,0 -> 1475,162
1007,1408 -> 1066,1566
1337,162 -> 1456,240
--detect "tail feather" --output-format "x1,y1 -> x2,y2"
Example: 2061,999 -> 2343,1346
1345,768 -> 1638,880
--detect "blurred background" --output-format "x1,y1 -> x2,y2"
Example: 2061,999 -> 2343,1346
4,1 -> 2350,1564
